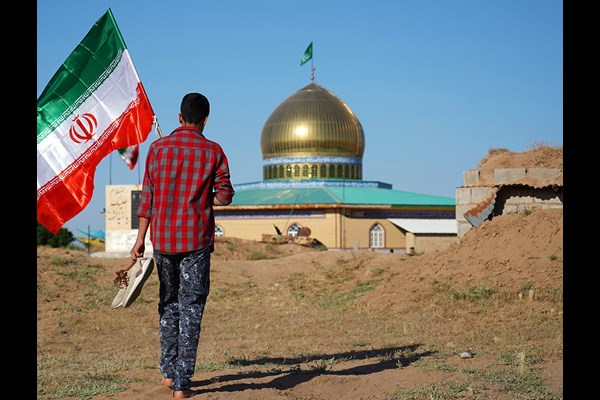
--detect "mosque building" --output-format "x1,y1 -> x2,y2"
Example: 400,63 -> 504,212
104,80 -> 457,255
213,81 -> 456,253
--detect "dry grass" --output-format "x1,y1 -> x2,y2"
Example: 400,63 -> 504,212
37,240 -> 562,400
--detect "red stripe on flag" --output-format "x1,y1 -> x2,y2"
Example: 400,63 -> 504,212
37,84 -> 154,234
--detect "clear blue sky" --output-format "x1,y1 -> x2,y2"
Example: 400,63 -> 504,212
37,0 -> 563,236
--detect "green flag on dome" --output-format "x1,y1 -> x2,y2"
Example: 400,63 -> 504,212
300,42 -> 313,66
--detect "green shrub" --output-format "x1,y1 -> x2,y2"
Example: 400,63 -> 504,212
37,222 -> 74,248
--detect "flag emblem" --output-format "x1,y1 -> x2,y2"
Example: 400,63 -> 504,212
68,113 -> 98,143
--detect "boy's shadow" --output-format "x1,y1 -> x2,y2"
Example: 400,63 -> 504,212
189,343 -> 433,395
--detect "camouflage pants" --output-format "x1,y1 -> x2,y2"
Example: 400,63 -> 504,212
153,247 -> 211,391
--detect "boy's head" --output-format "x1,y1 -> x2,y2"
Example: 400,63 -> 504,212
180,93 -> 210,125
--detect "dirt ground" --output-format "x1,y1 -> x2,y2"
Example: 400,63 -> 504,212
37,145 -> 563,400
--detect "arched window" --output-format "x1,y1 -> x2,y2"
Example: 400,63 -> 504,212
344,165 -> 350,178
215,225 -> 224,237
329,165 -> 335,177
302,165 -> 309,177
320,165 -> 327,178
369,223 -> 384,248
279,165 -> 284,178
337,165 -> 343,177
286,165 -> 292,178
287,223 -> 302,238
311,165 -> 318,178
294,165 -> 300,177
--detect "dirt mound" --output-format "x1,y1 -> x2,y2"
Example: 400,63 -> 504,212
478,145 -> 563,171
212,236 -> 315,260
357,208 -> 563,311
475,144 -> 563,186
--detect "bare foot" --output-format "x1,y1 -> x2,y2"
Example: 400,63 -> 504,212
161,378 -> 173,389
173,389 -> 194,398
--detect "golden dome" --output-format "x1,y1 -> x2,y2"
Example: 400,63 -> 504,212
260,83 -> 365,181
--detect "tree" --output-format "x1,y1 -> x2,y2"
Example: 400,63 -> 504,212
37,222 -> 75,248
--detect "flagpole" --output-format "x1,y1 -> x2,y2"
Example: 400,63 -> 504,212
154,116 -> 164,138
310,46 -> 315,82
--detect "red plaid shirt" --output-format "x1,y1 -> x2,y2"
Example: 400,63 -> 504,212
137,126 -> 235,253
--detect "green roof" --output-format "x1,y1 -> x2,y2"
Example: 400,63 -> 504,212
230,186 -> 454,207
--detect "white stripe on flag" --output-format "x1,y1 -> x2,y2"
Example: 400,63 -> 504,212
37,50 -> 140,189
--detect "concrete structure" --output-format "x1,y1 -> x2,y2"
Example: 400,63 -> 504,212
388,219 -> 458,253
104,184 -> 153,254
456,167 -> 563,237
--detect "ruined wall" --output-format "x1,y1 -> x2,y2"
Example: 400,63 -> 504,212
456,167 -> 563,237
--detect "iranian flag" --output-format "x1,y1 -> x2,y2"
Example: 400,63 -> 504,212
37,8 -> 155,234
118,145 -> 140,170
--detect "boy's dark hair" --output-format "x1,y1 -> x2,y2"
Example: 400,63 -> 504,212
180,93 -> 210,124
